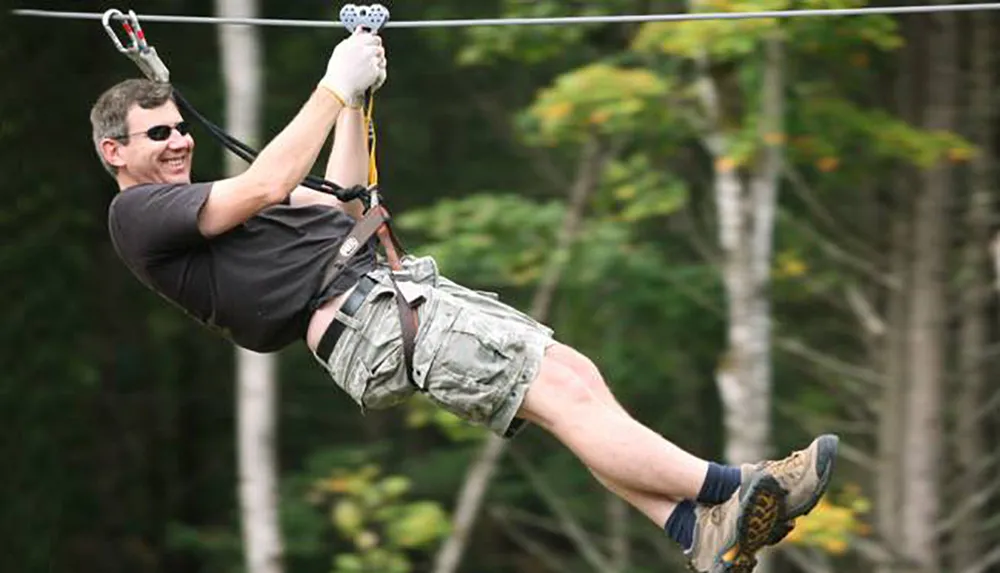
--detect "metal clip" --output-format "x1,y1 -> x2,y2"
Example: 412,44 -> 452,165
339,4 -> 390,33
101,9 -> 170,83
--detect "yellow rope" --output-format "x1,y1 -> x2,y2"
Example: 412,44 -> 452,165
364,94 -> 378,187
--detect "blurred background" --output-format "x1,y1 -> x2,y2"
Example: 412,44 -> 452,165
1,1 -> 996,572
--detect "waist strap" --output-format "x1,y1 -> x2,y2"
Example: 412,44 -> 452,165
316,275 -> 377,362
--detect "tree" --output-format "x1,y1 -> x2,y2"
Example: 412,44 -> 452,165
215,0 -> 284,571
901,11 -> 956,572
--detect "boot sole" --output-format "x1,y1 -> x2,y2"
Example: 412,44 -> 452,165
767,434 -> 840,545
711,473 -> 787,573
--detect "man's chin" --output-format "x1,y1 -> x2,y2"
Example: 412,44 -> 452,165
165,172 -> 192,184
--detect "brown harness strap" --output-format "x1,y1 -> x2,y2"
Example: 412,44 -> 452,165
320,205 -> 391,290
320,202 -> 422,387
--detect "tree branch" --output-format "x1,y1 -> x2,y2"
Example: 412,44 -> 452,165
780,210 -> 898,290
783,164 -> 883,262
775,337 -> 885,388
510,449 -> 613,572
466,89 -> 569,191
845,283 -> 887,337
957,545 -> 1000,573
490,506 -> 572,573
780,545 -> 834,573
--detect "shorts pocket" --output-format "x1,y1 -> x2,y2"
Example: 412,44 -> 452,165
421,307 -> 523,426
359,343 -> 414,411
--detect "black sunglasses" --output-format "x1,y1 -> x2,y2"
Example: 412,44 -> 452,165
115,121 -> 191,142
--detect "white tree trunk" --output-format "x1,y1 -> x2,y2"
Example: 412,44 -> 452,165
710,52 -> 781,465
215,1 -> 283,572
703,33 -> 783,573
901,10 -> 955,572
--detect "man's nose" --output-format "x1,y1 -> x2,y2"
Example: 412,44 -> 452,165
166,129 -> 192,149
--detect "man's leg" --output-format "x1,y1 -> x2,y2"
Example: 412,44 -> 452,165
515,344 -> 817,572
517,344 -> 712,499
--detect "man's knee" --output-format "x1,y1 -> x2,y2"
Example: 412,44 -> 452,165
520,354 -> 600,428
550,343 -> 609,394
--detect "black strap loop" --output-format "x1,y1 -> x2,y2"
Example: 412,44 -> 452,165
172,88 -> 365,204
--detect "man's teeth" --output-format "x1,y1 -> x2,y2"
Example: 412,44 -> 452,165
165,158 -> 185,167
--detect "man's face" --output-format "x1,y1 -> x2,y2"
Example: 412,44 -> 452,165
108,101 -> 195,186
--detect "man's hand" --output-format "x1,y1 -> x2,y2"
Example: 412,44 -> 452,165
319,29 -> 386,108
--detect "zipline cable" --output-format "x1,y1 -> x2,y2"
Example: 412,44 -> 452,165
11,3 -> 1000,29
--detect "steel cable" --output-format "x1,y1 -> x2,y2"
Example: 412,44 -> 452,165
12,3 -> 1000,29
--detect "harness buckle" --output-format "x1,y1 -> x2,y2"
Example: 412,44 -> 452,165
101,9 -> 171,83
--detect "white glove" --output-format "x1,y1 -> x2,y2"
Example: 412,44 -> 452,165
318,29 -> 385,108
372,59 -> 388,93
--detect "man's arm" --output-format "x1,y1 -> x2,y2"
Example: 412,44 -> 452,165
199,89 -> 343,237
197,31 -> 383,237
287,104 -> 373,218
322,107 -> 371,220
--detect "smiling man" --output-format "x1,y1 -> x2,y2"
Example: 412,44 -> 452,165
90,27 -> 838,573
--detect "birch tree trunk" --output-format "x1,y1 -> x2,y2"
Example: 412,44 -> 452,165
432,137 -> 612,573
901,10 -> 956,572
215,1 -> 284,572
698,32 -> 783,573
707,40 -> 782,469
953,11 -> 993,572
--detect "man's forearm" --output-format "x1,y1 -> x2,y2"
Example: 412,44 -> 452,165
324,107 -> 369,219
244,88 -> 343,204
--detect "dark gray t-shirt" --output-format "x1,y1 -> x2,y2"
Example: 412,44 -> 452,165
108,182 -> 376,352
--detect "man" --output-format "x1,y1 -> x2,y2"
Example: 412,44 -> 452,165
92,28 -> 839,573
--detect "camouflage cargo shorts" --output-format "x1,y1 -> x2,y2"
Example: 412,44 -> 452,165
312,255 -> 555,438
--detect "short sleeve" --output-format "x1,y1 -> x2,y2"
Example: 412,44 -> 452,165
109,183 -> 212,259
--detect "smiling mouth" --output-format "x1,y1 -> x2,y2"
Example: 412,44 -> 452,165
163,157 -> 187,169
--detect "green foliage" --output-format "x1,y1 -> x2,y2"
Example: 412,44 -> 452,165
791,92 -> 974,168
405,394 -> 488,442
520,63 -> 673,145
785,484 -> 872,555
599,153 -> 690,223
455,0 -> 641,66
396,194 -> 563,287
311,465 -> 451,573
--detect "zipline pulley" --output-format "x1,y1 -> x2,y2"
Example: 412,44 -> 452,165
339,4 -> 389,33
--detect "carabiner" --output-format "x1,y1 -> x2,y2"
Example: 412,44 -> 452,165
101,9 -> 132,53
100,8 -> 170,83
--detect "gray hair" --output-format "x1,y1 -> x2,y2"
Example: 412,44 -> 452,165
89,79 -> 175,176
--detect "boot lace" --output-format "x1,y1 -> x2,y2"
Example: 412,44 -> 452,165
761,450 -> 806,484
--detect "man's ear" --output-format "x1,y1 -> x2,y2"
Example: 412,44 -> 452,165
100,138 -> 127,169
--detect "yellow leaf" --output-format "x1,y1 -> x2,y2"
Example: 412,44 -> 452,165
780,258 -> 807,278
589,109 -> 611,125
319,477 -> 352,493
615,184 -> 638,200
716,157 -> 737,173
850,52 -> 870,68
763,132 -> 785,145
542,101 -> 573,122
948,146 -> 974,163
817,156 -> 840,172
825,538 -> 849,555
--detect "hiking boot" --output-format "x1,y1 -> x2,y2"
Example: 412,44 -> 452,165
685,469 -> 787,573
742,434 -> 839,545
